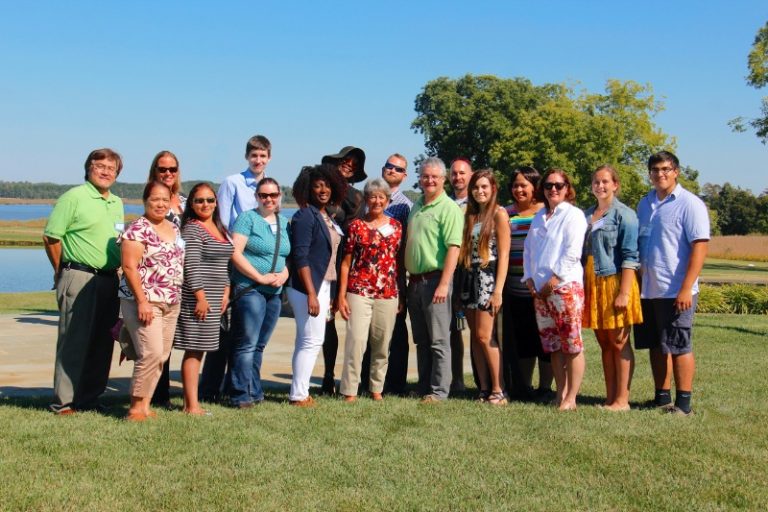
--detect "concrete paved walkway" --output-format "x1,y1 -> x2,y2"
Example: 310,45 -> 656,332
0,312 -> 470,399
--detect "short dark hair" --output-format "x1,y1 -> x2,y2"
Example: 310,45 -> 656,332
245,135 -> 272,157
83,148 -> 122,180
142,181 -> 172,202
535,168 -> 576,209
508,166 -> 541,194
257,177 -> 281,192
647,151 -> 679,170
291,164 -> 346,208
181,182 -> 227,235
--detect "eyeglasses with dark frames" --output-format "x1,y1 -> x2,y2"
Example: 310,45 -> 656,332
192,197 -> 216,204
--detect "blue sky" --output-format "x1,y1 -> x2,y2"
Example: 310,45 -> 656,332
0,1 -> 766,193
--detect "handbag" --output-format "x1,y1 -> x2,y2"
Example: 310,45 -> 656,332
220,217 -> 282,333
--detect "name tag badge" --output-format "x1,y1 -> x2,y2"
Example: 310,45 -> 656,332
378,224 -> 395,237
591,217 -> 606,231
114,222 -> 125,233
176,237 -> 186,250
333,222 -> 344,237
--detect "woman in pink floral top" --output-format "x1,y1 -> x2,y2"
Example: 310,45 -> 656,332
119,182 -> 185,421
337,178 -> 403,402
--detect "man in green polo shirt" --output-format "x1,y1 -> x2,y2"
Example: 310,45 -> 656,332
405,157 -> 464,402
43,148 -> 125,414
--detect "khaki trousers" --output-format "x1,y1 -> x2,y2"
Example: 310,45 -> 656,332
340,293 -> 398,396
121,299 -> 180,398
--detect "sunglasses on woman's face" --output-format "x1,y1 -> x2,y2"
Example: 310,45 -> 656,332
193,197 -> 216,204
156,167 -> 178,174
258,192 -> 280,200
543,182 -> 567,191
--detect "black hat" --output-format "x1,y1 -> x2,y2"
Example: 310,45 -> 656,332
321,146 -> 367,183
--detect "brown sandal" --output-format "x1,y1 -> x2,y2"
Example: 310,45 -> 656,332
486,392 -> 508,405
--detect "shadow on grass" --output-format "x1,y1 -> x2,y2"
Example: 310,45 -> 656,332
0,394 -> 130,420
705,262 -> 768,273
695,318 -> 768,337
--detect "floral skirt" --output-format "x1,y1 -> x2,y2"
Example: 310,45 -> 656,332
582,256 -> 643,330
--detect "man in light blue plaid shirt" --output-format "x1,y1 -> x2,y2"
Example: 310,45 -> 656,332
376,154 -> 412,395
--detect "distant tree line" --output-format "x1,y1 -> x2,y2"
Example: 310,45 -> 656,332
0,181 -> 296,204
701,183 -> 768,235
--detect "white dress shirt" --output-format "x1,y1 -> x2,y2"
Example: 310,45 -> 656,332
522,202 -> 587,292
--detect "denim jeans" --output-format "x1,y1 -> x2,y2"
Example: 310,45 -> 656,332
228,288 -> 282,406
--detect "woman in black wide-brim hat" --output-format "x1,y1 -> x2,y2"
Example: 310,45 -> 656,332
319,146 -> 367,395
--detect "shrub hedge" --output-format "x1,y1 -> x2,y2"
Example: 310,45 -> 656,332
697,283 -> 768,314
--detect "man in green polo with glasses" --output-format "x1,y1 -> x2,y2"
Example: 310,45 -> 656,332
405,157 -> 464,402
44,148 -> 125,415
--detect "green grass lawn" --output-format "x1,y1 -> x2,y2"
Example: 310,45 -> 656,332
0,291 -> 56,314
1,314 -> 767,511
701,258 -> 768,284
0,220 -> 45,246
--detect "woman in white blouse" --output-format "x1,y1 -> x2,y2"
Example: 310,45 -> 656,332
522,169 -> 587,411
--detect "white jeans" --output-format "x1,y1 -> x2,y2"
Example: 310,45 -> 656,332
287,281 -> 331,401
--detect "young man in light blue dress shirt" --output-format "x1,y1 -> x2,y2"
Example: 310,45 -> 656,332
201,135 -> 272,401
218,135 -> 272,231
635,151 -> 709,416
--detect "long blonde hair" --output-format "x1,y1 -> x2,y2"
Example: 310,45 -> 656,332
459,170 -> 499,268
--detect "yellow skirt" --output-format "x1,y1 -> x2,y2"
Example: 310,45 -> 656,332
583,256 -> 643,330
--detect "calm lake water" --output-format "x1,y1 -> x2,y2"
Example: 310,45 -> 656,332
0,249 -> 53,292
0,205 -> 300,292
0,204 -> 296,221
0,203 -> 145,221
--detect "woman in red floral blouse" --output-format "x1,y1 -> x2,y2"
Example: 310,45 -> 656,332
337,178 -> 403,402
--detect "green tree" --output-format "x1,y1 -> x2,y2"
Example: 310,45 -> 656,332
702,182 -> 763,235
729,21 -> 768,143
412,75 -> 676,208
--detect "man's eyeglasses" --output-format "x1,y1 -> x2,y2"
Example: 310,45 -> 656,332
258,192 -> 280,200
543,182 -> 567,191
649,166 -> 676,175
192,197 -> 216,204
92,163 -> 117,174
156,167 -> 179,174
383,162 -> 406,173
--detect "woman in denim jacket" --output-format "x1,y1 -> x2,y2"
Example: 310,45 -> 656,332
583,165 -> 643,411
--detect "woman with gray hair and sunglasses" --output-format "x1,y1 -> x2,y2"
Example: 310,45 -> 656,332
337,178 -> 403,402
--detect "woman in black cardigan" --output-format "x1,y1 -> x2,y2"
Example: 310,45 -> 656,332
286,164 -> 346,407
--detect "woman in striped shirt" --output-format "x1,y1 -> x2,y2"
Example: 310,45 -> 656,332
173,183 -> 233,415
502,167 -> 553,401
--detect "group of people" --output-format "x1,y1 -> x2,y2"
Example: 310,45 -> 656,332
44,134 -> 709,419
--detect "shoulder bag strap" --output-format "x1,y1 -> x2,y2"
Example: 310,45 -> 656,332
269,217 -> 281,273
224,217 -> 282,313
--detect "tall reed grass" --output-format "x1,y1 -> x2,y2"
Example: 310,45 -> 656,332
708,235 -> 768,262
